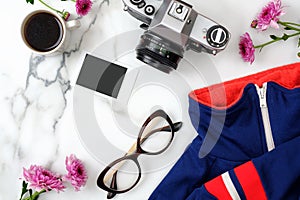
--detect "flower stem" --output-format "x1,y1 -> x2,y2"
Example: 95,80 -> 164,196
38,0 -> 63,15
254,40 -> 278,49
278,21 -> 300,31
22,189 -> 46,200
254,31 -> 300,49
281,22 -> 300,27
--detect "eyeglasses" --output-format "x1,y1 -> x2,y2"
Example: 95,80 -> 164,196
96,109 -> 182,199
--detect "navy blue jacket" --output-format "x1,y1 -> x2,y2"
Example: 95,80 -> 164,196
149,63 -> 300,200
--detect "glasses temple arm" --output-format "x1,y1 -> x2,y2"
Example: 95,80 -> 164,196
107,171 -> 118,199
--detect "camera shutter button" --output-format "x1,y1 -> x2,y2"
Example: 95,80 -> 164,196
145,5 -> 155,15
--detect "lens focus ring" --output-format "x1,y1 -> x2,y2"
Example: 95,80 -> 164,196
136,32 -> 183,72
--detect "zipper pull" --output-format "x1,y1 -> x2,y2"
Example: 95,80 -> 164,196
256,83 -> 267,108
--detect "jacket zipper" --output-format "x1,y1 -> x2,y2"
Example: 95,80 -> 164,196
255,83 -> 275,151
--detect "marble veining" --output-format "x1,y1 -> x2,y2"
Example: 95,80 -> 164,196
10,0 -> 111,166
1,0 -> 112,199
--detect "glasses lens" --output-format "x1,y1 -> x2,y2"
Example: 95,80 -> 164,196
140,116 -> 173,154
103,159 -> 140,192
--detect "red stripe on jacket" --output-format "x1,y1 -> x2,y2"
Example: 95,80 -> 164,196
204,175 -> 232,200
234,161 -> 267,200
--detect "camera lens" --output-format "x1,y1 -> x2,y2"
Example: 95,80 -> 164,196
136,32 -> 183,73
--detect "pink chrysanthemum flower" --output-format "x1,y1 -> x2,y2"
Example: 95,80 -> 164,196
256,0 -> 285,31
64,154 -> 88,191
239,32 -> 255,64
23,165 -> 65,192
75,0 -> 93,16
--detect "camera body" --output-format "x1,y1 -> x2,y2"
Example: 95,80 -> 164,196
123,0 -> 230,72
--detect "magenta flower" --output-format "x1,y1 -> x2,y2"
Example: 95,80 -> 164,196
256,0 -> 285,31
239,32 -> 255,64
64,154 -> 88,191
23,165 -> 65,192
75,0 -> 92,16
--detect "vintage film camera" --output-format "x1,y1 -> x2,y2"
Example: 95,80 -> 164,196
123,0 -> 230,72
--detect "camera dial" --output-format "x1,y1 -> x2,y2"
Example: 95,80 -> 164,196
206,25 -> 229,48
145,5 -> 155,15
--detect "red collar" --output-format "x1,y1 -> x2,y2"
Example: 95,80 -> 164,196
190,62 -> 300,109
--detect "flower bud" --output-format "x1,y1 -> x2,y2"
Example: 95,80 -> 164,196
251,20 -> 258,28
62,11 -> 70,21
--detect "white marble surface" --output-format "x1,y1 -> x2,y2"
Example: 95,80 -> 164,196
1,0 -> 300,199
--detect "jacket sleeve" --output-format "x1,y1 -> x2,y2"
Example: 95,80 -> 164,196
148,136 -> 215,200
186,136 -> 300,200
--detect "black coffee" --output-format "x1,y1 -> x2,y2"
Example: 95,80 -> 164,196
24,12 -> 63,52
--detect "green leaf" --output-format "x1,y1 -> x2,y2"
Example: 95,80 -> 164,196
29,189 -> 33,200
22,181 -> 28,192
270,35 -> 278,40
282,33 -> 289,41
19,181 -> 29,200
26,0 -> 34,4
284,27 -> 292,30
298,52 -> 300,58
298,38 -> 300,48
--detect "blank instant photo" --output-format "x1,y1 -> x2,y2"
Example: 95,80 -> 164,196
76,54 -> 127,98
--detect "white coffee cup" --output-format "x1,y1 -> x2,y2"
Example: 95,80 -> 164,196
21,9 -> 80,55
